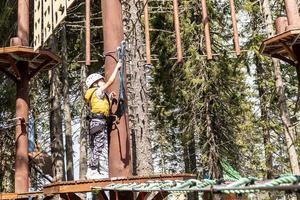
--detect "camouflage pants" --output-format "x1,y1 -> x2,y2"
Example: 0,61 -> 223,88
88,118 -> 108,169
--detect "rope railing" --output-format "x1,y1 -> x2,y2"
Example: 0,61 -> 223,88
91,175 -> 300,194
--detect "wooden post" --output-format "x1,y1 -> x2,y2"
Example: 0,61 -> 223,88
201,0 -> 212,60
18,0 -> 29,46
229,0 -> 240,56
284,0 -> 300,30
15,63 -> 29,193
15,0 -> 30,193
143,0 -> 151,65
100,0 -> 131,177
173,0 -> 183,63
275,17 -> 288,34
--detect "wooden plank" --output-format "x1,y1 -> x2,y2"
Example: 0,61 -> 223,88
52,0 -> 66,33
34,0 -> 42,51
43,174 -> 195,195
43,0 -> 53,42
280,42 -> 298,61
0,46 -> 61,64
0,193 -> 18,200
263,29 -> 300,46
0,192 -> 44,200
272,54 -> 297,67
260,29 -> 300,56
29,59 -> 51,79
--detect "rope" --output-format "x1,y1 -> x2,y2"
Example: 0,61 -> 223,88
256,175 -> 299,188
110,40 -> 127,123
90,175 -> 300,194
117,40 -> 126,100
221,160 -> 242,181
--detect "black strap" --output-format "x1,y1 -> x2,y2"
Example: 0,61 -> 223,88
111,40 -> 127,122
114,99 -> 126,118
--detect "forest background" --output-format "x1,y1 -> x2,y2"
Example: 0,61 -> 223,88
0,0 -> 299,197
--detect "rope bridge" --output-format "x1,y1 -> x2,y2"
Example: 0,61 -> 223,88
1,174 -> 300,199
92,175 -> 300,194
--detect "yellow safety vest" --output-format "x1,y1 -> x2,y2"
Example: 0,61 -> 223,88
84,88 -> 110,116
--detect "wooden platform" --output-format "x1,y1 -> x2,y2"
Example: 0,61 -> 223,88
260,28 -> 300,66
0,174 -> 195,200
0,46 -> 61,80
0,191 -> 43,200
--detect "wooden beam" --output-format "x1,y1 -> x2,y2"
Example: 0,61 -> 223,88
280,42 -> 298,61
260,29 -> 300,55
0,67 -> 17,82
43,174 -> 195,195
8,53 -> 29,62
29,59 -> 51,79
0,193 -> 18,200
4,54 -> 21,80
272,53 -> 297,67
0,46 -> 61,64
0,192 -> 43,200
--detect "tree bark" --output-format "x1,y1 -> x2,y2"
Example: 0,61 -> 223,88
79,28 -> 88,179
261,0 -> 300,175
49,35 -> 65,182
62,24 -> 74,181
274,63 -> 300,175
122,0 -> 153,175
205,97 -> 221,179
255,57 -> 273,179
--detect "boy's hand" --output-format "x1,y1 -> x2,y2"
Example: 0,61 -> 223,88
110,92 -> 117,99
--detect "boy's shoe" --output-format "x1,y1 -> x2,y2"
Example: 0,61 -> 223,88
85,168 -> 102,180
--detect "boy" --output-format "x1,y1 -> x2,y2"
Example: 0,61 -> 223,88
84,61 -> 121,179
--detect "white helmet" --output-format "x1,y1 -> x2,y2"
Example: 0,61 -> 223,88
86,73 -> 104,88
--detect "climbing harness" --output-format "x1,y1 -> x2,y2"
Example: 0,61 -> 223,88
86,88 -> 110,133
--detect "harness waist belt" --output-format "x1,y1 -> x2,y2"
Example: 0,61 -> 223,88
90,113 -> 107,120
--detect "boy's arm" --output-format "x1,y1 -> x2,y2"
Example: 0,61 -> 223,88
101,61 -> 122,91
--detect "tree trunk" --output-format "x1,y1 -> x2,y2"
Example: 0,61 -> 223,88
62,24 -> 74,181
274,63 -> 300,175
183,131 -> 197,200
205,97 -> 221,179
49,36 -> 65,182
122,0 -> 153,175
79,28 -> 88,179
261,0 -> 300,175
183,131 -> 197,173
255,57 -> 273,179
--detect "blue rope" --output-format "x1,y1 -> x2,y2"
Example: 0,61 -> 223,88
118,41 -> 126,100
28,112 -> 35,153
